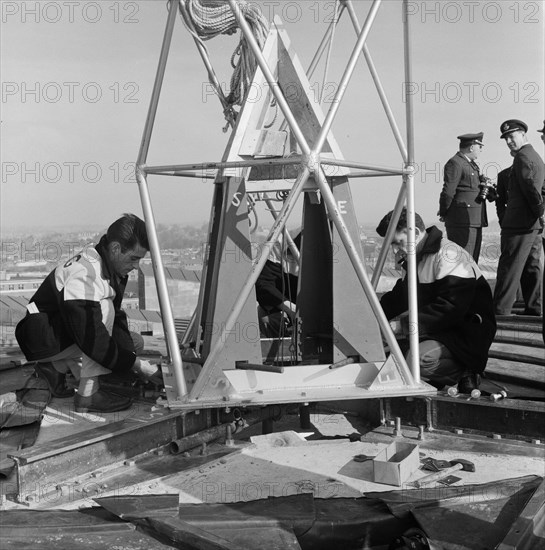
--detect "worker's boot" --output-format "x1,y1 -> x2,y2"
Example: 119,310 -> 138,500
74,389 -> 132,413
457,373 -> 481,394
35,362 -> 75,398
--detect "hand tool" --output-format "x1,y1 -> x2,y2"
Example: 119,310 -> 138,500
414,458 -> 475,488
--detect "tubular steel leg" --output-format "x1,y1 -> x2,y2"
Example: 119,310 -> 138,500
134,0 -> 186,399
403,0 -> 420,384
136,170 -> 187,399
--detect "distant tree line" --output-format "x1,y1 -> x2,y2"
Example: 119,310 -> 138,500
155,223 -> 209,250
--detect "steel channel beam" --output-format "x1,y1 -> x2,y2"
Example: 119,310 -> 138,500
497,478 -> 545,549
386,395 -> 545,441
9,405 -> 192,504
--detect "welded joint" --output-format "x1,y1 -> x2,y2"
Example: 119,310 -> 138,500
302,151 -> 321,173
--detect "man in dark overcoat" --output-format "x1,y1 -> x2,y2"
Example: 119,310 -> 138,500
494,120 -> 544,316
439,132 -> 489,263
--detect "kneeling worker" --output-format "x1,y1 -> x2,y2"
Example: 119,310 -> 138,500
377,208 -> 496,392
16,213 -> 160,412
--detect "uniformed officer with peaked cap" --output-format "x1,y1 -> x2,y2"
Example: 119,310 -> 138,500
500,119 -> 528,138
439,131 -> 489,263
494,119 -> 544,316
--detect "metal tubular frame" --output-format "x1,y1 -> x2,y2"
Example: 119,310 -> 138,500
402,0 -> 420,382
136,0 -> 423,401
193,0 -> 415,391
135,0 -> 186,397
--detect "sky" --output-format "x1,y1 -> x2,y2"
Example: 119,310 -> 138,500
1,0 -> 544,233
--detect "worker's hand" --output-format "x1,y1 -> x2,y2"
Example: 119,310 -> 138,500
133,358 -> 159,378
390,313 -> 410,337
394,249 -> 407,268
280,300 -> 296,322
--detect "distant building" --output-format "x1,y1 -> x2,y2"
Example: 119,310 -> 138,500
139,264 -> 201,318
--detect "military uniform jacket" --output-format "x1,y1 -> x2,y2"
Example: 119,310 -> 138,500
380,227 -> 496,374
500,144 -> 545,235
439,152 -> 488,228
15,236 -> 136,371
495,166 -> 511,226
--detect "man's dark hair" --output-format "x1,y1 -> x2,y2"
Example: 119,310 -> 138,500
376,208 -> 426,237
106,213 -> 149,252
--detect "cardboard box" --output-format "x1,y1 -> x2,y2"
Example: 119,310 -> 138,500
373,441 -> 420,486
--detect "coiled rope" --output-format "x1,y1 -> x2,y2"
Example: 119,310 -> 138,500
179,0 -> 269,131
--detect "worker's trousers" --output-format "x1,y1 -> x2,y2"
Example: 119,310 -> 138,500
37,300 -> 143,379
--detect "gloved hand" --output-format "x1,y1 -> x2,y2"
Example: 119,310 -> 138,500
132,358 -> 163,385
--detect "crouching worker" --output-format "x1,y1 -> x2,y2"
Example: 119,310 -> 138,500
256,230 -> 300,338
15,213 -> 161,413
377,208 -> 496,392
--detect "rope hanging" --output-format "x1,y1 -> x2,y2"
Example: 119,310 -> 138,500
179,0 -> 269,131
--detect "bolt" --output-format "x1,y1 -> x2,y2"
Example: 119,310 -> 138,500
394,417 -> 402,437
200,442 -> 207,455
124,459 -> 135,466
225,424 -> 235,447
417,425 -> 425,440
466,389 -> 481,401
490,391 -> 507,402
454,428 -> 463,435
532,439 -> 541,445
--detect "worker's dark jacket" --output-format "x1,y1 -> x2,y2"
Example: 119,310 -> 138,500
15,236 -> 136,371
255,260 -> 298,313
380,227 -> 496,373
495,166 -> 511,226
500,144 -> 545,235
439,152 -> 488,228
